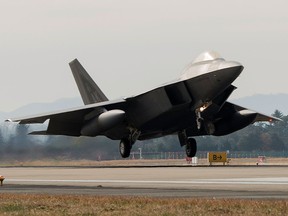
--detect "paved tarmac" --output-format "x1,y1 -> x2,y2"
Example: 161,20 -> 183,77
1,166 -> 288,199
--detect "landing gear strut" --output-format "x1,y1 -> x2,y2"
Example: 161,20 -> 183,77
195,109 -> 203,130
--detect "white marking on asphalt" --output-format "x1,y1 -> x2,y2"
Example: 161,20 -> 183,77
6,177 -> 288,185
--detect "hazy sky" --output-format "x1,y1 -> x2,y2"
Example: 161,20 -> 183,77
0,0 -> 287,112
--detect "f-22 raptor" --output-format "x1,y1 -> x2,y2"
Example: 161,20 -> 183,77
7,51 -> 278,158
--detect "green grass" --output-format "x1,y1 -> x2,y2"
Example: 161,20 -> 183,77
2,204 -> 25,212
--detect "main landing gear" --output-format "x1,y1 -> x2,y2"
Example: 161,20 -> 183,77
119,138 -> 132,158
185,138 -> 197,157
119,130 -> 141,158
178,131 -> 197,158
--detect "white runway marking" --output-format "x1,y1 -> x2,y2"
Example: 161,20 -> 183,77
6,177 -> 288,185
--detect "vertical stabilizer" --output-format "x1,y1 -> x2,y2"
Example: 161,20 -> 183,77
69,59 -> 108,105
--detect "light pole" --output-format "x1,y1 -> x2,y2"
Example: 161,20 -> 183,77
138,148 -> 143,159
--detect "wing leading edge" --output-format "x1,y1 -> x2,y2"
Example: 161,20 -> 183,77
7,99 -> 126,125
6,99 -> 127,136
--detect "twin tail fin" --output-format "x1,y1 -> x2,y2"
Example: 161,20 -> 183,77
69,59 -> 108,105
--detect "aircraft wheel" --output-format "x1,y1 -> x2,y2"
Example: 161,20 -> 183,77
186,138 -> 197,157
119,138 -> 131,158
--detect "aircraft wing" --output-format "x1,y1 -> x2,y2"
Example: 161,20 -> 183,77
226,102 -> 281,122
6,98 -> 128,136
7,99 -> 126,124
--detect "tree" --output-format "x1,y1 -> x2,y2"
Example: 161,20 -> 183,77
272,109 -> 284,119
237,133 -> 263,151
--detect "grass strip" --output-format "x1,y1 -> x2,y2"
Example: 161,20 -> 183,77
0,193 -> 287,215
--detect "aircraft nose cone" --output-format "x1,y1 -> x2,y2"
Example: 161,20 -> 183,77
216,61 -> 243,84
221,60 -> 243,74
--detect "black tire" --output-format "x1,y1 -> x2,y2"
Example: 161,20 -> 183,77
119,138 -> 131,158
186,138 -> 197,157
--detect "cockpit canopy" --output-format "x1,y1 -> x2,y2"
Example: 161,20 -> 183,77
192,51 -> 224,64
180,51 -> 227,80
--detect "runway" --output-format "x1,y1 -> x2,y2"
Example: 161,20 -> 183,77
1,166 -> 288,198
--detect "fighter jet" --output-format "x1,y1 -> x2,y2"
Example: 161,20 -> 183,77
6,51 -> 279,158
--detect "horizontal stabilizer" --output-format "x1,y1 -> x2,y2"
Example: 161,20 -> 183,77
227,102 -> 282,122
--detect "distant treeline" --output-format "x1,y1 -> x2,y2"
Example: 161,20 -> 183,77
0,110 -> 287,161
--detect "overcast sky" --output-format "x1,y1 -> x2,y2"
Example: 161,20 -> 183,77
0,0 -> 287,112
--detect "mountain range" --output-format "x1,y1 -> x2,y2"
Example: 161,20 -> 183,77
232,93 -> 288,116
0,98 -> 82,122
1,94 -> 287,122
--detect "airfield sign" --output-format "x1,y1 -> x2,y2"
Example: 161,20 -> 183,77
208,152 -> 227,164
